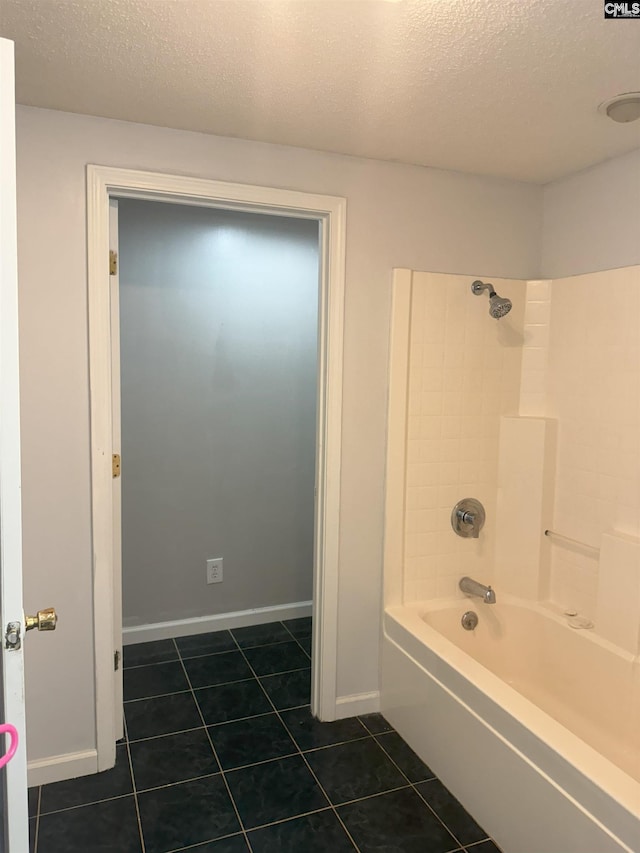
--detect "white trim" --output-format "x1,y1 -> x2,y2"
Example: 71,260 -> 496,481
87,165 -> 346,771
109,198 -> 123,743
334,691 -> 381,718
87,167 -> 116,773
383,269 -> 412,609
123,601 -> 313,645
0,36 -> 30,853
27,750 -> 99,788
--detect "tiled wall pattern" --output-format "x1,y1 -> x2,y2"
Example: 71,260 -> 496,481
403,273 -> 526,601
546,266 -> 640,618
519,280 -> 551,417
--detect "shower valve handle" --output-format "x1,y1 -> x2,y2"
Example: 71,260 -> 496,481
451,498 -> 486,539
457,509 -> 476,525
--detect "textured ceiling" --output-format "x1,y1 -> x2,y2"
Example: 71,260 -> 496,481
2,0 -> 640,183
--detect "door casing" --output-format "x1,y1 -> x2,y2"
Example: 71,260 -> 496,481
0,35 -> 29,852
86,165 -> 346,770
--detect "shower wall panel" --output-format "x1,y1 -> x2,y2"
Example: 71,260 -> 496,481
546,265 -> 640,619
402,272 -> 526,602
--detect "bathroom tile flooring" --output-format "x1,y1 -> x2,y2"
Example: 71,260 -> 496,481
28,618 -> 501,853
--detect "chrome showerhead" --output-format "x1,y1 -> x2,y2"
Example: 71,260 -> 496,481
471,280 -> 512,319
489,293 -> 512,319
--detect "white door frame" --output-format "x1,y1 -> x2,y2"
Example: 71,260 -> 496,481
0,36 -> 29,851
87,165 -> 346,770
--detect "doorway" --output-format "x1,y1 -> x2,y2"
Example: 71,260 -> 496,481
87,166 -> 346,772
117,199 -> 320,642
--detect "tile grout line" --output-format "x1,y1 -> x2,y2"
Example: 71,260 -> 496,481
125,665 -> 311,704
133,730 -> 374,782
229,632 -> 307,655
35,768 -> 471,851
412,781 -> 491,850
124,688 -> 194,703
164,778 -> 487,849
123,664 -> 310,707
258,670 -> 311,689
128,726 -> 380,793
356,715 -> 394,737
54,740 -> 426,809
279,620 -> 312,660
162,829 -> 253,853
38,791 -> 137,818
373,733 -> 476,852
193,785 -> 417,838
33,785 -> 41,853
104,772 -> 224,800
40,714 -> 335,814
123,710 -> 147,853
127,724 -> 207,745
126,698 -> 311,745
288,733 -> 372,757
124,635 -> 305,670
173,637 -> 254,853
373,733 -> 459,846
229,632 -> 362,853
221,805 -> 333,838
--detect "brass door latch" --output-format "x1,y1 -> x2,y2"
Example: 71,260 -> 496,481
5,608 -> 57,650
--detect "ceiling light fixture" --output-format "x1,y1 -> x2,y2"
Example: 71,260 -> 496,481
598,92 -> 640,123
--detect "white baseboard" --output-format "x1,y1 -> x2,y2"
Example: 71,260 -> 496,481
123,600 -> 313,645
334,691 -> 380,718
28,749 -> 98,787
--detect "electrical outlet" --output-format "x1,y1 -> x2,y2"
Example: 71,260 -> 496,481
206,557 -> 223,584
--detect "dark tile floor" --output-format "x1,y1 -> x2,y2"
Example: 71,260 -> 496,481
28,618 -> 501,853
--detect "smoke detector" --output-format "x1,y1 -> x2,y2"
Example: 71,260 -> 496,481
598,92 -> 640,123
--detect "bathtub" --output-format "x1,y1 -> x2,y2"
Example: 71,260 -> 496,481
381,596 -> 640,853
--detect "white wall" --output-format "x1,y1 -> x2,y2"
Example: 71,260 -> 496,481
541,147 -> 640,279
15,106 -> 542,765
118,200 -> 319,626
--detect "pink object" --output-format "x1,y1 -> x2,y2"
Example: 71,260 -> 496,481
0,724 -> 18,769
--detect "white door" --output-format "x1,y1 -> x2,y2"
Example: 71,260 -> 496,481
109,199 -> 123,741
0,36 -> 29,853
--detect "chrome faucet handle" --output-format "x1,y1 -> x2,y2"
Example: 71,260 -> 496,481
451,498 -> 486,539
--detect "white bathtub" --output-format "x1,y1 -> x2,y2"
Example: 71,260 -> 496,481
381,596 -> 640,853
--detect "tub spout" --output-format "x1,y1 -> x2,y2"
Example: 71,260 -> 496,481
459,576 -> 496,604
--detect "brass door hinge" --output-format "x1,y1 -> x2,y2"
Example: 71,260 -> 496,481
112,453 -> 121,478
109,250 -> 118,275
114,650 -> 121,671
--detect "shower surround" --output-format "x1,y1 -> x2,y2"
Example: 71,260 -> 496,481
395,270 -> 526,604
382,267 -> 640,852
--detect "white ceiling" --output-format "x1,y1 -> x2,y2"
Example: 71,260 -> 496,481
2,0 -> 640,183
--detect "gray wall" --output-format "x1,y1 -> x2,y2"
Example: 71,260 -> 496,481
118,201 -> 319,626
16,106 -> 542,764
541,147 -> 640,278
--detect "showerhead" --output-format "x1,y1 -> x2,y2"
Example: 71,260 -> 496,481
488,293 -> 512,319
471,280 -> 512,319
